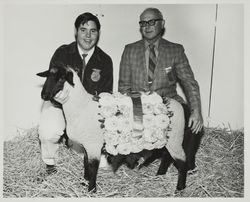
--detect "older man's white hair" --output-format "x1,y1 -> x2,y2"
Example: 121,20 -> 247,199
140,7 -> 164,19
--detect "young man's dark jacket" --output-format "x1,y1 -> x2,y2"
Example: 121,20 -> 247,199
49,41 -> 113,95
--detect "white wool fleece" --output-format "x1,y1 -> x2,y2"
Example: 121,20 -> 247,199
62,69 -> 104,160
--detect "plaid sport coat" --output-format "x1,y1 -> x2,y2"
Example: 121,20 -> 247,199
118,38 -> 201,112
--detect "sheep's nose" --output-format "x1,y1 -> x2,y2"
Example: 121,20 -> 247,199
42,93 -> 50,101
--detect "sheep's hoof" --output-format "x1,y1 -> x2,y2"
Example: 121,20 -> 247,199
88,183 -> 97,193
187,161 -> 196,171
176,183 -> 186,191
88,186 -> 97,193
174,188 -> 185,196
81,181 -> 97,193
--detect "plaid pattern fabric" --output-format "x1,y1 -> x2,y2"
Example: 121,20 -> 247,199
118,38 -> 201,112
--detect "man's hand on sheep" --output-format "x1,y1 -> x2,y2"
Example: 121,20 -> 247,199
188,109 -> 203,134
54,89 -> 70,104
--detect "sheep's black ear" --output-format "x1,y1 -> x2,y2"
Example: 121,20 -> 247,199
66,71 -> 74,86
37,70 -> 49,77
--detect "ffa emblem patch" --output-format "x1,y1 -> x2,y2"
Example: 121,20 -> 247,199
91,68 -> 101,82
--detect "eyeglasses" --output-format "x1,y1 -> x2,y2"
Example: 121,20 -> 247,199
139,19 -> 163,27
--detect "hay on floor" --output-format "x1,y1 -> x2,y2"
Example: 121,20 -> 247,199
3,126 -> 244,197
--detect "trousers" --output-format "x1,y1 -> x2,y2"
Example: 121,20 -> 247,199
38,101 -> 65,165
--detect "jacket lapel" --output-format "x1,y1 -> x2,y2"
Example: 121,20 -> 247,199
155,39 -> 171,74
68,42 -> 84,77
154,41 -> 165,77
86,47 -> 101,71
137,41 -> 148,84
151,39 -> 170,89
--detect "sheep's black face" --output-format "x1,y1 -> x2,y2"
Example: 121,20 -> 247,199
37,66 -> 74,104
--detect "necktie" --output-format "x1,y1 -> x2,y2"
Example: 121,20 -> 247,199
148,44 -> 156,86
81,53 -> 88,82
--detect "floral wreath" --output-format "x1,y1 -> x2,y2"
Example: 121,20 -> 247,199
98,92 -> 173,155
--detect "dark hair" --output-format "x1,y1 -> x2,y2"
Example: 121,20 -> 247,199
74,12 -> 101,31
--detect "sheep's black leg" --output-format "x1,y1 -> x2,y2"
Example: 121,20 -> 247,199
80,146 -> 90,181
137,149 -> 159,169
83,156 -> 90,181
108,154 -> 125,172
138,155 -> 155,169
138,158 -> 153,169
87,159 -> 100,192
173,159 -> 187,190
81,146 -> 100,192
182,104 -> 203,170
183,128 -> 203,170
63,130 -> 69,148
157,148 -> 173,175
125,153 -> 140,169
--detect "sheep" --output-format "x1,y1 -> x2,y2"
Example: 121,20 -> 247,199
37,65 -> 103,192
37,64 -> 190,191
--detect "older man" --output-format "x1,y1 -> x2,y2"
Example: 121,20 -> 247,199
118,8 -> 203,170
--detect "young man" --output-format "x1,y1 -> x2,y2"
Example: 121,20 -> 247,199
39,12 -> 113,174
118,8 -> 203,170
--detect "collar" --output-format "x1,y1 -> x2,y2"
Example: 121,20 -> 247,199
77,44 -> 95,62
144,38 -> 160,50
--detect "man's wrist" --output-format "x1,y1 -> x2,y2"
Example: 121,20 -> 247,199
191,108 -> 201,114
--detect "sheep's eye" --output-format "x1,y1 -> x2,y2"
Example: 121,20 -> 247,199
59,77 -> 65,82
50,68 -> 58,74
